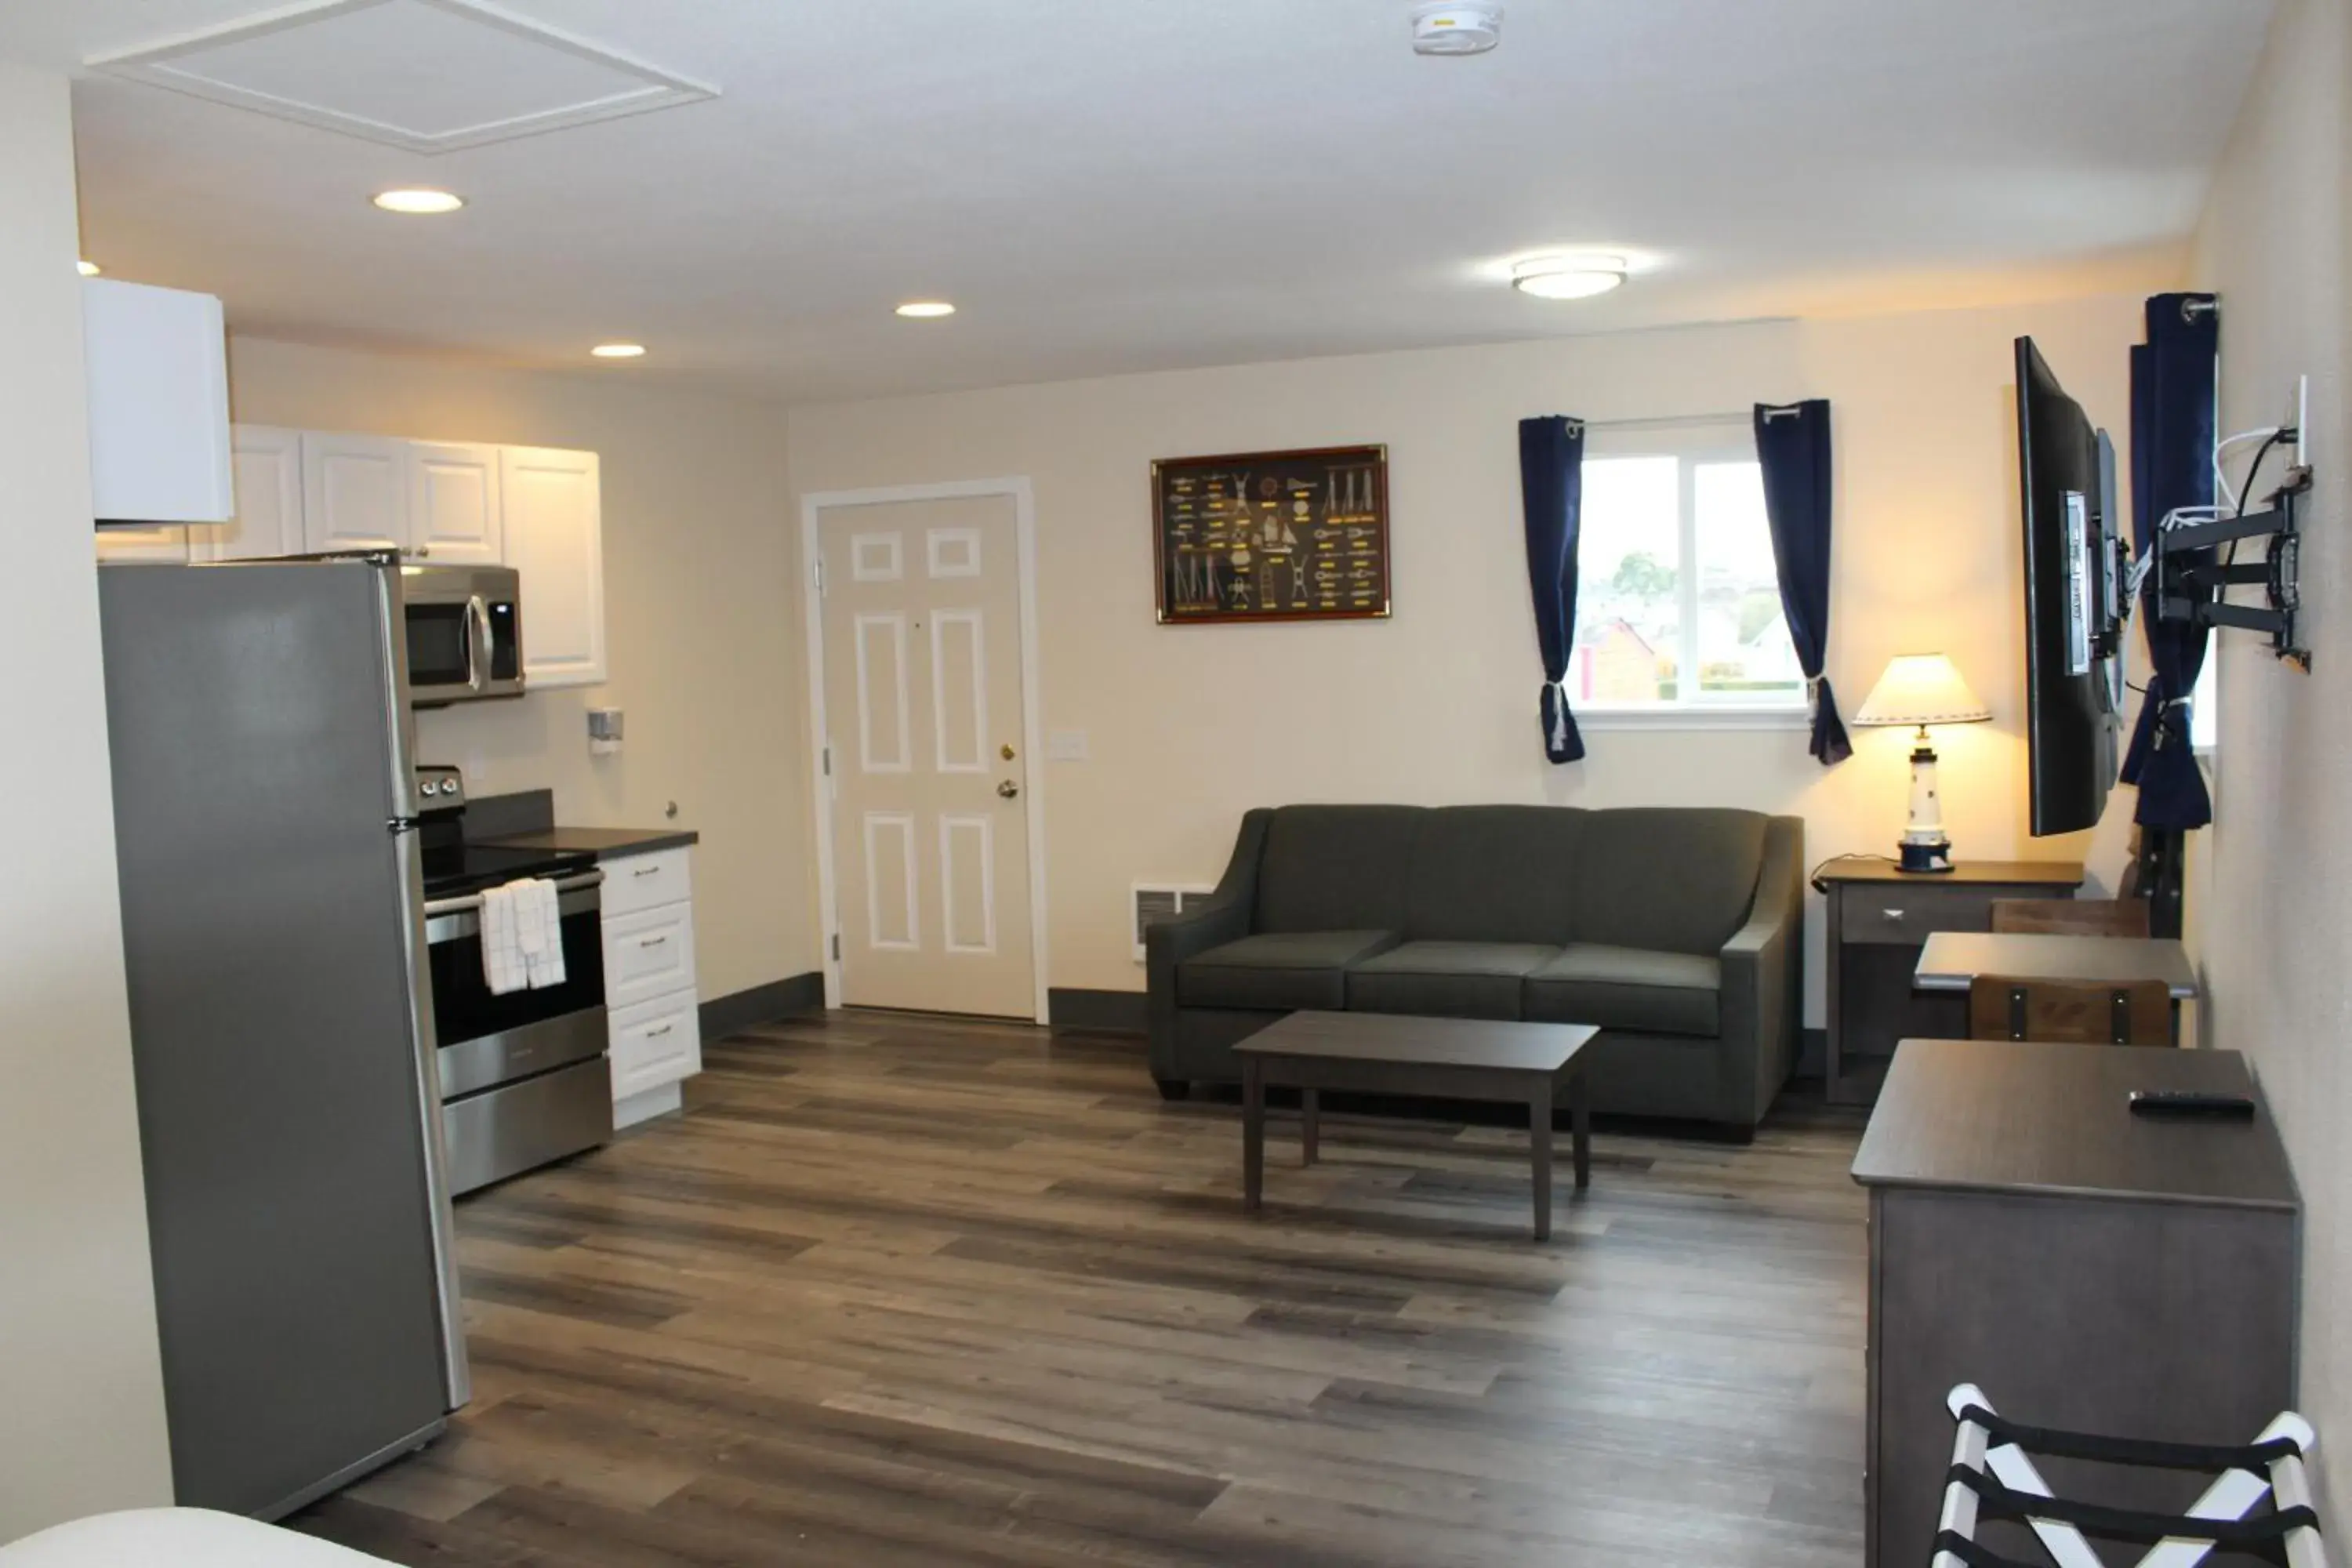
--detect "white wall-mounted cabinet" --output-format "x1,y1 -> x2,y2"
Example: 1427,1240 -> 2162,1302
93,524 -> 191,565
84,278 -> 233,527
500,446 -> 607,688
300,431 -> 409,554
406,441 -> 504,564
194,425 -> 305,562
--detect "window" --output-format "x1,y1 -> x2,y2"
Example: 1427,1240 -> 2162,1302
1570,437 -> 1805,716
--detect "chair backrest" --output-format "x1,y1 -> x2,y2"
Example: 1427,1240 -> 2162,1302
1990,898 -> 2153,938
1968,976 -> 2174,1046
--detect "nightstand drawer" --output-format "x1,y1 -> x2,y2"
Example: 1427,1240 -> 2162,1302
1841,884 -> 2020,945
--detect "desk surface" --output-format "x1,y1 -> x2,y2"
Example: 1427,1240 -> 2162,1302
1811,856 -> 2084,887
1915,931 -> 2198,998
1851,1039 -> 2296,1210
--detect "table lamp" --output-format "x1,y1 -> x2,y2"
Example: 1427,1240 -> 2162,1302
1853,653 -> 1992,873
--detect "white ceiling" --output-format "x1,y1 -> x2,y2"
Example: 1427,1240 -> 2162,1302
2,0 -> 2275,403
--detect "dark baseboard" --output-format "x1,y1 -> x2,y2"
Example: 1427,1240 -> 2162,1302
1795,1025 -> 1828,1080
1049,988 -> 1148,1036
700,972 -> 826,1040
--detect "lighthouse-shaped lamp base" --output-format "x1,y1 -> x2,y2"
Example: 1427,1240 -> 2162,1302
1896,725 -> 1956,873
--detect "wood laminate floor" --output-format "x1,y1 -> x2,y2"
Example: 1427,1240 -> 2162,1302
292,1013 -> 1870,1567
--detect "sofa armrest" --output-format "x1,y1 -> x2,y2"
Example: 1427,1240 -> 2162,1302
1146,811 -> 1271,1058
1717,815 -> 1805,1128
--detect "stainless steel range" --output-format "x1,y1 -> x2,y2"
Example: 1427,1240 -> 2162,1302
416,766 -> 612,1194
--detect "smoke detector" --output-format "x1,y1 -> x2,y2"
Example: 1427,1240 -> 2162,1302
1411,4 -> 1505,56
1412,3 -> 1503,56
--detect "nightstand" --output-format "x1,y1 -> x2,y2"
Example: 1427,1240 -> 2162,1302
1814,857 -> 2084,1105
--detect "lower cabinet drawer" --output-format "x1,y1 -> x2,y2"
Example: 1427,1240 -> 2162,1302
1841,885 -> 2032,945
604,901 -> 697,1008
609,989 -> 701,1099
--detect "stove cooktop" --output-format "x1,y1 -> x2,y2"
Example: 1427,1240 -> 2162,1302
419,842 -> 597,901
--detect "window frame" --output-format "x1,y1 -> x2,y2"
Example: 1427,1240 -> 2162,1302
1571,430 -> 1810,729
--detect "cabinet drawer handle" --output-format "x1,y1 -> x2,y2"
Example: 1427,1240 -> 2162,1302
640,935 -> 670,948
634,866 -> 660,877
1884,908 -> 1906,920
647,1023 -> 673,1038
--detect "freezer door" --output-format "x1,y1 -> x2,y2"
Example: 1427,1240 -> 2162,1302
99,559 -> 466,1518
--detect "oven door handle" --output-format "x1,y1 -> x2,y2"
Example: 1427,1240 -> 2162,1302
463,594 -> 488,693
423,866 -> 605,919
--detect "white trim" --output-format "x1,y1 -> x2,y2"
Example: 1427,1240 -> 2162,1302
1573,705 -> 1811,732
851,531 -> 902,582
930,609 -> 989,775
938,814 -> 998,955
927,526 -> 982,579
800,477 -> 1050,1023
862,812 -> 920,952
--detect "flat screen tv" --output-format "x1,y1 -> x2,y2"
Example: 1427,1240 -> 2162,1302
2015,336 -> 2128,837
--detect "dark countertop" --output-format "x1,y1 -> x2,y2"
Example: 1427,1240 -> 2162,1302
478,826 -> 699,862
1851,1039 -> 2296,1212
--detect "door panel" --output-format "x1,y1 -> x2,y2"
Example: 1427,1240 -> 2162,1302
822,495 -> 1034,1018
408,441 -> 503,564
302,432 -> 410,554
194,425 -> 304,561
502,446 -> 605,687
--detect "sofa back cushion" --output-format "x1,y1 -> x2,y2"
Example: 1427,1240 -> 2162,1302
1567,808 -> 1768,955
1254,806 -> 1423,934
1404,805 -> 1584,943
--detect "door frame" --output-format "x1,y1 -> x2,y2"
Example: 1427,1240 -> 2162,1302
798,477 -> 1051,1022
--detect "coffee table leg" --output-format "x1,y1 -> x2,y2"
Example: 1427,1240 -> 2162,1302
1571,1069 -> 1591,1191
1301,1088 -> 1319,1167
1530,1083 -> 1553,1242
1243,1057 -> 1265,1213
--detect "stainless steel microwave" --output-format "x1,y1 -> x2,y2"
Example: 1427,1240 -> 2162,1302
402,564 -> 522,706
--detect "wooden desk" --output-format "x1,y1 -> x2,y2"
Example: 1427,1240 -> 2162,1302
1851,1040 -> 2297,1567
1814,857 -> 2083,1105
1914,931 -> 2199,998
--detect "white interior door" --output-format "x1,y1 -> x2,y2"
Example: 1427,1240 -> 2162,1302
819,494 -> 1036,1018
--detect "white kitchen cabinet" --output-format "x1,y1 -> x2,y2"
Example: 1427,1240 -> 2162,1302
94,524 -> 190,564
191,426 -> 305,562
301,432 -> 410,555
601,846 -> 699,1127
406,441 -> 503,564
500,446 -> 606,688
85,278 -> 233,526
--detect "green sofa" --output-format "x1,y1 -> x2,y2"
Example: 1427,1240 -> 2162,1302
1145,804 -> 1804,1137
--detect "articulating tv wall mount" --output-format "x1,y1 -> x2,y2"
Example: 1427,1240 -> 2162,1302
2156,463 -> 2314,671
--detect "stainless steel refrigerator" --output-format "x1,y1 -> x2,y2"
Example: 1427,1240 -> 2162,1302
99,555 -> 468,1519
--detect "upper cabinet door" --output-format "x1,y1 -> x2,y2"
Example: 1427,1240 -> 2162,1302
193,426 -> 305,562
83,279 -> 233,525
407,441 -> 504,565
501,446 -> 606,688
301,432 -> 411,555
95,524 -> 191,565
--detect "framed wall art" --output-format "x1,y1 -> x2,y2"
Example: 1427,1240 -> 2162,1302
1152,445 -> 1390,624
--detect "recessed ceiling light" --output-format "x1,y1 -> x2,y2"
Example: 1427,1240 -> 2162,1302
590,343 -> 647,359
895,300 -> 956,318
1512,255 -> 1627,300
78,260 -> 101,277
372,187 -> 465,215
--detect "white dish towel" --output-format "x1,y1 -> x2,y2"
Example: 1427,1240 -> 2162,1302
480,877 -> 566,995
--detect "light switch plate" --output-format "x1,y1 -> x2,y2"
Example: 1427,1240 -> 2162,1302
1048,729 -> 1090,761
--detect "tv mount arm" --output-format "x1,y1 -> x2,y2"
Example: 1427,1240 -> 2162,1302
2155,466 -> 2314,672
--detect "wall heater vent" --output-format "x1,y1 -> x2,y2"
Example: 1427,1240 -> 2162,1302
1132,884 -> 1215,961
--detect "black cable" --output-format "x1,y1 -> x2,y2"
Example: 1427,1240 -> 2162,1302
2223,430 -> 2291,571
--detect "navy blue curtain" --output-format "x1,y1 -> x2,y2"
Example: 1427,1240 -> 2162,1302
2122,293 -> 2217,829
1754,400 -> 1852,764
1519,415 -> 1587,763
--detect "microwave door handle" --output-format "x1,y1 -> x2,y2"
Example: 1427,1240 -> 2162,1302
465,594 -> 488,692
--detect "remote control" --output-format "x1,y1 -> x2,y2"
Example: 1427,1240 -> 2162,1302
2128,1090 -> 2256,1120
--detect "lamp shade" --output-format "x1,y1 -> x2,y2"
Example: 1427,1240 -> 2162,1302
1853,654 -> 1991,728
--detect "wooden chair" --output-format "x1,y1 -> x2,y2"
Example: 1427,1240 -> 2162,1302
1989,898 -> 2152,938
1969,976 -> 2174,1047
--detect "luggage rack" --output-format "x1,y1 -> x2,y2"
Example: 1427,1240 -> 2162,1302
1933,1385 -> 2327,1568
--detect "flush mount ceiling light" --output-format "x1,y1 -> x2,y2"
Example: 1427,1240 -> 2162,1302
372,187 -> 464,215
78,260 -> 101,276
590,343 -> 647,359
1512,255 -> 1627,300
895,300 -> 956,319
1412,2 -> 1503,56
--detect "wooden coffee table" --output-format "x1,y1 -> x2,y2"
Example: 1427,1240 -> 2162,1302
1232,1011 -> 1600,1240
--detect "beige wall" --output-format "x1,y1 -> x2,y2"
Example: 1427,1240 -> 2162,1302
2190,0 -> 2351,1515
225,339 -> 814,1002
0,64 -> 174,1539
786,295 -> 2153,1017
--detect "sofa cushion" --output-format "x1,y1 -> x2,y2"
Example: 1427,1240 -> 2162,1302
1254,806 -> 1422,935
1523,944 -> 1722,1037
1566,808 -> 1768,956
1179,930 -> 1399,1011
1403,806 -> 1584,944
1346,941 -> 1559,1021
